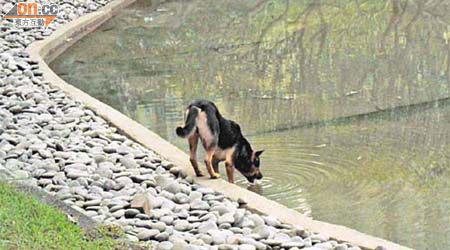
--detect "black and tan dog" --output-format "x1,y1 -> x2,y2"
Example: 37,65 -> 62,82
176,100 -> 263,183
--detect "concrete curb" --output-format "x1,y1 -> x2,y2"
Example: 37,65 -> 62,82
25,1 -> 412,249
11,182 -> 99,233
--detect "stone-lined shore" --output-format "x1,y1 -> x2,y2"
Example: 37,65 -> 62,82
1,1 -> 369,249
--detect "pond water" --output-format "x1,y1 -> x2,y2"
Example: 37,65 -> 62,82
50,0 -> 450,248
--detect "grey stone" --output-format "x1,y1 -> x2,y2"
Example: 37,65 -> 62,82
124,208 -> 140,218
83,199 -> 101,207
174,220 -> 191,231
84,210 -> 98,217
218,212 -> 235,225
248,214 -> 264,227
172,239 -> 190,250
161,160 -> 173,170
2,3 -> 14,14
151,222 -> 167,232
155,232 -> 169,241
240,218 -> 255,228
38,178 -> 52,186
38,149 -> 52,158
273,232 -> 290,242
137,228 -> 159,241
198,220 -> 218,234
161,197 -> 176,210
152,208 -> 171,219
130,192 -> 153,216
218,244 -> 238,250
314,242 -> 333,249
125,234 -> 139,242
261,239 -> 282,246
174,193 -> 189,204
188,191 -> 202,202
103,146 -> 117,154
95,163 -> 113,178
103,179 -> 116,191
120,154 -> 137,168
252,225 -> 271,239
135,220 -> 152,228
210,205 -> 232,215
293,225 -> 311,238
155,174 -> 170,187
12,170 -> 30,179
160,215 -> 174,225
311,233 -> 330,242
115,176 -> 133,187
281,241 -> 305,248
29,142 -> 47,151
208,229 -> 233,245
155,241 -> 173,250
136,211 -> 151,219
333,244 -> 348,250
199,234 -> 214,245
238,237 -> 267,250
109,203 -> 125,213
112,209 -> 125,218
77,177 -> 89,187
53,151 -> 71,159
130,174 -> 150,183
263,216 -> 280,227
190,199 -> 209,210
239,245 -> 256,250
163,181 -> 180,194
66,170 -> 89,179
301,237 -> 312,247
233,209 -> 245,225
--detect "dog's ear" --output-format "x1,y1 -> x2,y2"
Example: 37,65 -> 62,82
255,150 -> 264,157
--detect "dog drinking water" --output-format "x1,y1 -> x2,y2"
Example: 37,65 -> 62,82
176,100 -> 263,183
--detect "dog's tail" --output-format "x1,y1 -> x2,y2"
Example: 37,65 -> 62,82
176,106 -> 199,138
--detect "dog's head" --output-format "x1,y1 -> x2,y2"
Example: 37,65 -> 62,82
241,150 -> 264,183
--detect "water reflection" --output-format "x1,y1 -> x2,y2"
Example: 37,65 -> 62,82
50,0 -> 450,249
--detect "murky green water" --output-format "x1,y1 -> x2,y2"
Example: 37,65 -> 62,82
51,0 -> 450,248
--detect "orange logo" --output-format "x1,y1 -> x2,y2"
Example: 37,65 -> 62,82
1,2 -> 58,28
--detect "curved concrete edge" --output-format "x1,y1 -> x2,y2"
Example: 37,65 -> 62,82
25,1 -> 413,250
11,182 -> 99,233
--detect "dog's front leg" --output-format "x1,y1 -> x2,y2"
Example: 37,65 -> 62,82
225,162 -> 234,183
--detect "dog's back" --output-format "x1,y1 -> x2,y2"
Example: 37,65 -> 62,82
176,100 -> 243,149
176,100 -> 221,148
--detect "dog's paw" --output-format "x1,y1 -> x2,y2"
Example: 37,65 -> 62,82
210,173 -> 221,179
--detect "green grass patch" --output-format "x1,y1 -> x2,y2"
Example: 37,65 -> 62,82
0,182 -> 149,250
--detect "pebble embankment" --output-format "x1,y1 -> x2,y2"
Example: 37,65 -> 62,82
1,0 -> 366,249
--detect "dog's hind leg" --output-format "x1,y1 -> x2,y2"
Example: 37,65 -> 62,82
204,157 -> 220,175
212,158 -> 220,174
188,133 -> 203,177
205,149 -> 220,179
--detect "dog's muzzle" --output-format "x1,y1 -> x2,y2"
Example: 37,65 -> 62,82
246,173 -> 263,183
